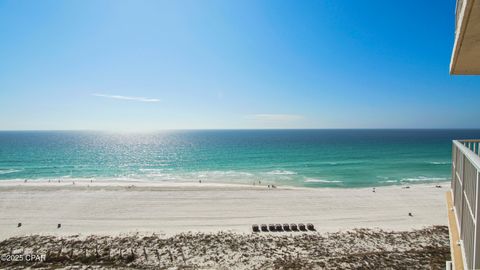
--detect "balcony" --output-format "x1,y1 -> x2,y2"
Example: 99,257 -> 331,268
451,140 -> 480,269
450,0 -> 480,74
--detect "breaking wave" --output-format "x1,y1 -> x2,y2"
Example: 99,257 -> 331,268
304,178 -> 342,183
400,176 -> 449,182
379,180 -> 398,183
266,170 -> 297,175
0,169 -> 22,175
427,161 -> 450,165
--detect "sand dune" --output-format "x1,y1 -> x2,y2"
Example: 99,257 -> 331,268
0,226 -> 449,269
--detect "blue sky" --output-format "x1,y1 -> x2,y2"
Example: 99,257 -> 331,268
0,0 -> 479,130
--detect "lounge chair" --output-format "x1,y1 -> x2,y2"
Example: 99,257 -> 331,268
298,223 -> 307,231
261,224 -> 268,232
307,223 -> 315,231
290,223 -> 298,231
268,224 -> 276,232
275,224 -> 283,232
283,223 -> 290,231
252,224 -> 260,232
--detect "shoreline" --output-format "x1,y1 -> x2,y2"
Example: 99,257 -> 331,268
0,177 -> 449,190
0,179 -> 448,240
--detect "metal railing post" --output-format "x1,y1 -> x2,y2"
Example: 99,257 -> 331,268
461,151 -> 465,233
475,170 -> 480,269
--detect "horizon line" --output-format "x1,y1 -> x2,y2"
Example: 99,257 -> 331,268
1,128 -> 480,132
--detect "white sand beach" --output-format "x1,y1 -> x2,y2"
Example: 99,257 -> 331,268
0,180 -> 447,240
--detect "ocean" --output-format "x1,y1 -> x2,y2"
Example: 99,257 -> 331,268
0,129 -> 479,188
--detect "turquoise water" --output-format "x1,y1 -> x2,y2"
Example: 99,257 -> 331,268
1,130 -> 479,188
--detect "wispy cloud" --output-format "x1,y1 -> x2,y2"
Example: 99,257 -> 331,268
246,114 -> 304,122
92,93 -> 160,103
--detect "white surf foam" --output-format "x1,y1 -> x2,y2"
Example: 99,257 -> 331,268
380,180 -> 398,183
266,170 -> 297,175
427,161 -> 450,165
304,178 -> 342,183
0,169 -> 22,175
400,176 -> 449,182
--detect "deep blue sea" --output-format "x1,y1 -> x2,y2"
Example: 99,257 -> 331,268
0,130 -> 479,188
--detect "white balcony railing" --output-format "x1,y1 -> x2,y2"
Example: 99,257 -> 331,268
452,140 -> 480,269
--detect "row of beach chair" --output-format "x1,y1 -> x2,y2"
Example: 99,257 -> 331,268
252,223 -> 315,232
